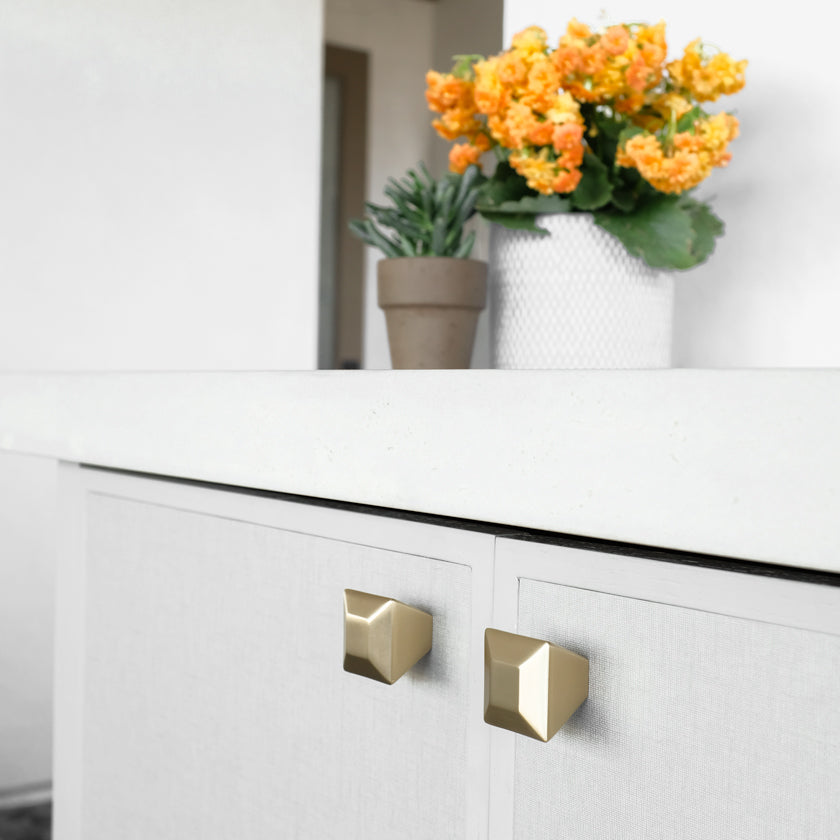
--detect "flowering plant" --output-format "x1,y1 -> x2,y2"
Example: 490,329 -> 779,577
426,21 -> 746,270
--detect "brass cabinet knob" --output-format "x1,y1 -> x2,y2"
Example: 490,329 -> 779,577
484,628 -> 589,742
343,589 -> 433,684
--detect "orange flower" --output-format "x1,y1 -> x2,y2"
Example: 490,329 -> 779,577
510,26 -> 549,59
551,45 -> 581,77
509,150 -> 557,194
509,141 -> 583,196
617,112 -> 739,193
488,101 -> 535,150
552,168 -> 582,193
449,142 -> 484,174
433,108 -> 483,141
497,53 -> 529,87
667,39 -> 747,102
566,18 -> 591,39
473,57 -> 510,116
552,122 -> 584,154
425,71 -> 474,112
637,22 -> 667,67
580,45 -> 608,76
555,19 -> 667,106
527,119 -> 555,146
426,17 -> 745,203
521,58 -> 561,111
602,25 -> 629,56
426,70 -> 484,142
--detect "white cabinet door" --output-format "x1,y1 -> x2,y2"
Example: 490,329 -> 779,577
55,466 -> 494,840
489,538 -> 840,840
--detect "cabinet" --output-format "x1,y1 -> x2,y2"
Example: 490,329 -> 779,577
56,466 -> 495,839
55,466 -> 840,839
489,538 -> 840,839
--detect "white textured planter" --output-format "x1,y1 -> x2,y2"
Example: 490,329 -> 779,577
489,214 -> 674,369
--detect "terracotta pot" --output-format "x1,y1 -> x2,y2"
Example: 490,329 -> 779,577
377,257 -> 487,369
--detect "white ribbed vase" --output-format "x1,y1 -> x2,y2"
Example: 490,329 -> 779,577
489,213 -> 674,369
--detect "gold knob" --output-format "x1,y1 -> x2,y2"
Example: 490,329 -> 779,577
343,589 -> 433,684
484,628 -> 589,742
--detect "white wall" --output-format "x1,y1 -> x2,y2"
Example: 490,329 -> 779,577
325,0 -> 436,370
0,0 -> 324,371
504,1 -> 840,367
0,453 -> 55,793
0,0 -> 324,794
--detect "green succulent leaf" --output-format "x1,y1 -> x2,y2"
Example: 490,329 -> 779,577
454,162 -> 481,209
348,219 -> 402,259
439,182 -> 456,222
453,230 -> 477,259
431,216 -> 447,254
417,161 -> 436,189
350,163 -> 482,258
456,189 -> 481,226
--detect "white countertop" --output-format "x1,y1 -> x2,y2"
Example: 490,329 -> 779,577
1,370 -> 838,574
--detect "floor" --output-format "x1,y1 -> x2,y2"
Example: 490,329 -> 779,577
0,804 -> 51,840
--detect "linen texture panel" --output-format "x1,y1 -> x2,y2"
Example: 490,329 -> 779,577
514,577 -> 840,839
82,494 -> 471,840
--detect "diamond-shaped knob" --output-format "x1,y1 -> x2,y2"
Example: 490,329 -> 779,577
484,628 -> 588,741
343,590 -> 433,684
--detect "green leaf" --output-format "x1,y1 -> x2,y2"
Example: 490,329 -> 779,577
593,196 -> 699,270
680,196 -> 724,264
394,233 -> 417,258
617,125 -> 646,149
475,162 -> 532,209
676,106 -> 705,133
451,54 -> 483,79
453,230 -> 477,258
480,211 -> 551,236
455,189 -> 481,226
349,219 -> 402,259
479,193 -> 572,215
443,225 -> 461,253
364,203 -> 425,236
453,164 -> 482,212
439,182 -> 456,222
431,216 -> 447,255
570,153 -> 612,211
417,161 -> 437,190
383,186 -> 419,223
385,177 -> 415,204
610,186 -> 637,213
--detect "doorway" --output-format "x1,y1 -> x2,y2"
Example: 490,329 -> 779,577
319,44 -> 369,369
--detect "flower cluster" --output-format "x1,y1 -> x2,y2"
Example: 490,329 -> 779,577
553,19 -> 667,115
617,112 -> 740,194
428,26 -> 586,194
426,20 -> 746,198
667,39 -> 747,102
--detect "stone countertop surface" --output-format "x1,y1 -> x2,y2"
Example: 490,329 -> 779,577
1,370 -> 838,574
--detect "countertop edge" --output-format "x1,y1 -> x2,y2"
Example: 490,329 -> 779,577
1,370 -> 838,574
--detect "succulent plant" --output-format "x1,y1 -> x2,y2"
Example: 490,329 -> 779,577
349,163 -> 484,259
